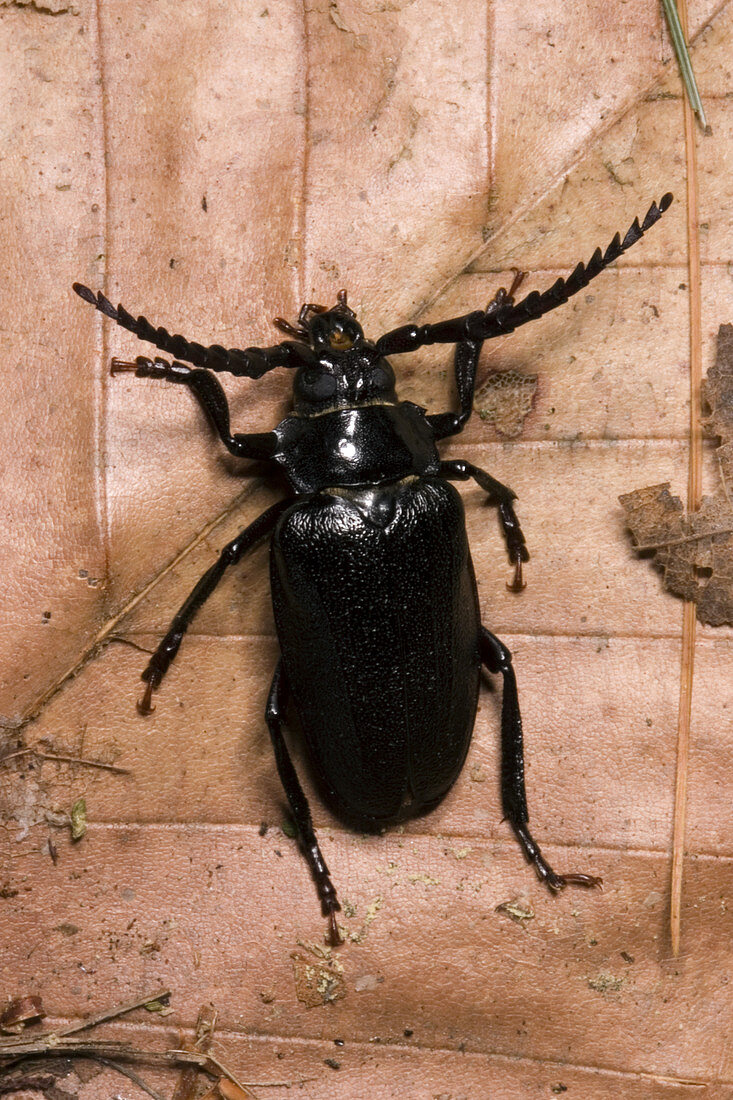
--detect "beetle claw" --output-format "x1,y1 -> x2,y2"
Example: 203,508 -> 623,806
546,870 -> 603,892
507,558 -> 526,592
137,679 -> 156,716
110,357 -> 139,375
507,269 -> 527,300
326,910 -> 343,947
560,873 -> 604,891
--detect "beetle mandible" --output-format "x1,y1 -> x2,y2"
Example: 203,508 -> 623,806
74,192 -> 672,944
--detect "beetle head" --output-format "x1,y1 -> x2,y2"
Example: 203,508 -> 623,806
274,290 -> 397,415
273,288 -> 364,350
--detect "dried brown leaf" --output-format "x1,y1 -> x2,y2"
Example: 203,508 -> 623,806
4,1 -> 733,1092
620,325 -> 733,626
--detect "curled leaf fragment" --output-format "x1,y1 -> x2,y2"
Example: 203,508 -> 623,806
620,325 -> 733,626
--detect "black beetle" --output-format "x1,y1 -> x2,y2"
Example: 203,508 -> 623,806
74,193 -> 672,944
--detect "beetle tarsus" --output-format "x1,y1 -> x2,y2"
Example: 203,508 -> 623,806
266,660 -> 346,937
112,355 -> 193,381
485,270 -> 525,315
498,501 -> 529,579
542,868 -> 604,892
512,821 -> 602,893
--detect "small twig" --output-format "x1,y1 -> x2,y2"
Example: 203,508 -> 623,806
0,747 -> 131,775
93,1055 -> 169,1100
56,988 -> 172,1039
38,752 -> 130,775
0,750 -> 29,765
0,988 -> 171,1048
0,1039 -> 192,1062
106,635 -> 155,655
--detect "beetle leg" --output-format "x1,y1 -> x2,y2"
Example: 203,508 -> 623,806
440,460 -> 529,589
136,501 -> 289,714
426,338 -> 482,439
428,278 -> 526,442
480,627 -> 603,892
265,660 -> 343,946
111,355 -> 277,460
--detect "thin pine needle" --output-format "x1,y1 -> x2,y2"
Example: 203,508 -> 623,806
661,0 -> 709,132
670,0 -> 704,959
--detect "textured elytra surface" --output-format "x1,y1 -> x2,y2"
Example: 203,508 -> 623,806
2,1 -> 733,1098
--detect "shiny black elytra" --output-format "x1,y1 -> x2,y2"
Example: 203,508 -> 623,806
74,193 -> 671,945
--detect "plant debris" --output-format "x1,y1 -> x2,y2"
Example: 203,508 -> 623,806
0,994 -> 45,1033
70,797 -> 87,841
587,971 -> 625,994
291,943 -> 346,1008
475,368 -> 538,437
0,990 -> 300,1099
620,324 -> 733,625
495,896 -> 535,925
